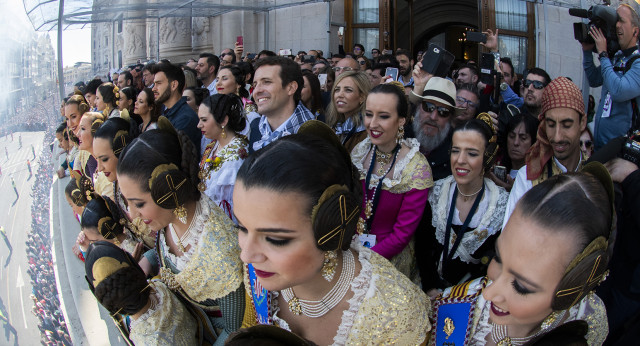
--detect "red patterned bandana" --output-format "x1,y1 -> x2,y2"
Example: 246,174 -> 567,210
526,77 -> 585,180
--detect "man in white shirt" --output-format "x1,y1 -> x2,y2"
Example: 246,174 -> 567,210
502,77 -> 587,228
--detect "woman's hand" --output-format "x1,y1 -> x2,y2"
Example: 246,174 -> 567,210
487,170 -> 514,192
139,257 -> 153,276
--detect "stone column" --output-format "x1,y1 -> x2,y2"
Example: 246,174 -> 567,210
159,17 -> 192,63
123,20 -> 147,65
192,16 -> 213,53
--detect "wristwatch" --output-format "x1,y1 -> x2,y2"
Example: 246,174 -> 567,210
500,82 -> 509,92
599,51 -> 609,59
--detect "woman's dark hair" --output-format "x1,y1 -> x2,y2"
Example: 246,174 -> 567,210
236,61 -> 255,87
85,241 -> 149,316
201,94 -> 246,133
369,83 -> 408,118
515,168 -> 612,310
453,117 -> 498,169
65,175 -> 92,207
97,82 -> 119,110
219,65 -> 250,99
117,125 -> 200,209
119,87 -> 137,114
237,126 -> 362,251
184,86 -> 209,108
56,122 -> 67,134
94,117 -> 140,158
502,114 -> 539,170
138,88 -> 160,123
66,93 -> 90,115
301,70 -> 324,117
81,195 -> 125,239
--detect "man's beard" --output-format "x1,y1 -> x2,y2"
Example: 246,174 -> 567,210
413,117 -> 451,152
155,87 -> 172,105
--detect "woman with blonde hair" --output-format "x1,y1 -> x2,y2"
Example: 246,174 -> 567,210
325,71 -> 371,152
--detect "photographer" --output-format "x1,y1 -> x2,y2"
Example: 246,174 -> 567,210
583,1 -> 640,150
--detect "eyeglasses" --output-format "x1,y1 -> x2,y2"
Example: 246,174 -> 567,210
332,67 -> 354,72
354,47 -> 362,51
456,96 -> 478,109
523,79 -> 546,90
580,140 -> 593,148
422,101 -> 452,117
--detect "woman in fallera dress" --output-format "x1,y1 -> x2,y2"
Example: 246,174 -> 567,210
429,163 -> 611,345
418,115 -> 509,296
197,93 -> 248,221
350,83 -> 433,282
237,120 -> 431,345
117,118 -> 245,345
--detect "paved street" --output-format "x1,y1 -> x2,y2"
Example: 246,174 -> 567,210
0,131 -> 46,346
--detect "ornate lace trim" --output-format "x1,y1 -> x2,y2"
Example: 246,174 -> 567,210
161,197 -> 209,271
430,177 -> 508,263
333,243 -> 371,345
129,281 -> 164,329
352,137 -> 432,192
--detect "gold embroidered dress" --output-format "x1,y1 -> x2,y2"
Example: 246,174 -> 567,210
129,281 -> 198,346
243,242 -> 432,345
144,196 -> 245,345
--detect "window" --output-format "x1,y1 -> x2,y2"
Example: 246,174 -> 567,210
346,0 -> 383,57
481,0 -> 535,75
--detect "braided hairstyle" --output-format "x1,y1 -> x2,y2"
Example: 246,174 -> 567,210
65,173 -> 93,207
85,241 -> 149,316
201,93 -> 246,134
94,117 -> 140,159
237,121 -> 362,251
515,163 -> 613,310
81,195 -> 125,240
117,117 -> 200,210
97,82 -> 119,115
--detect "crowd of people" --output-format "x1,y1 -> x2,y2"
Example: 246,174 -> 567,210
27,129 -> 71,345
47,2 -> 640,345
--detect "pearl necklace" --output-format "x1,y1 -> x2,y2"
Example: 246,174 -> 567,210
457,184 -> 483,198
281,250 -> 355,318
490,310 -> 566,346
168,201 -> 201,253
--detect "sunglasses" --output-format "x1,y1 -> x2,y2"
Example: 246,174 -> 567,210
422,102 -> 452,117
358,60 -> 366,65
456,96 -> 478,109
580,140 -> 593,148
332,67 -> 354,72
523,79 -> 546,90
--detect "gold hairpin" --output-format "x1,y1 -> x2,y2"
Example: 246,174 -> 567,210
148,164 -> 179,190
317,194 -> 360,250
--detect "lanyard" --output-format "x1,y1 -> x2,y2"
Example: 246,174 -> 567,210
442,182 -> 485,272
363,144 -> 400,233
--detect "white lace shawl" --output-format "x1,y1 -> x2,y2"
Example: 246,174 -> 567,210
429,176 -> 508,264
159,196 -> 211,271
351,137 -> 423,190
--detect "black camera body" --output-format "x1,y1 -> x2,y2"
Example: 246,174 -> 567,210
621,130 -> 640,165
570,5 -> 620,57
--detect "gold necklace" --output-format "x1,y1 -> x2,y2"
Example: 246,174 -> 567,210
374,147 -> 394,176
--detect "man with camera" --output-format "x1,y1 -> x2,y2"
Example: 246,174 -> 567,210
583,1 -> 640,150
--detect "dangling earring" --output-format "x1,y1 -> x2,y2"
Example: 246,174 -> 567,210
174,205 -> 188,224
396,125 -> 405,144
540,311 -> 561,330
221,125 -> 227,139
321,250 -> 338,282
